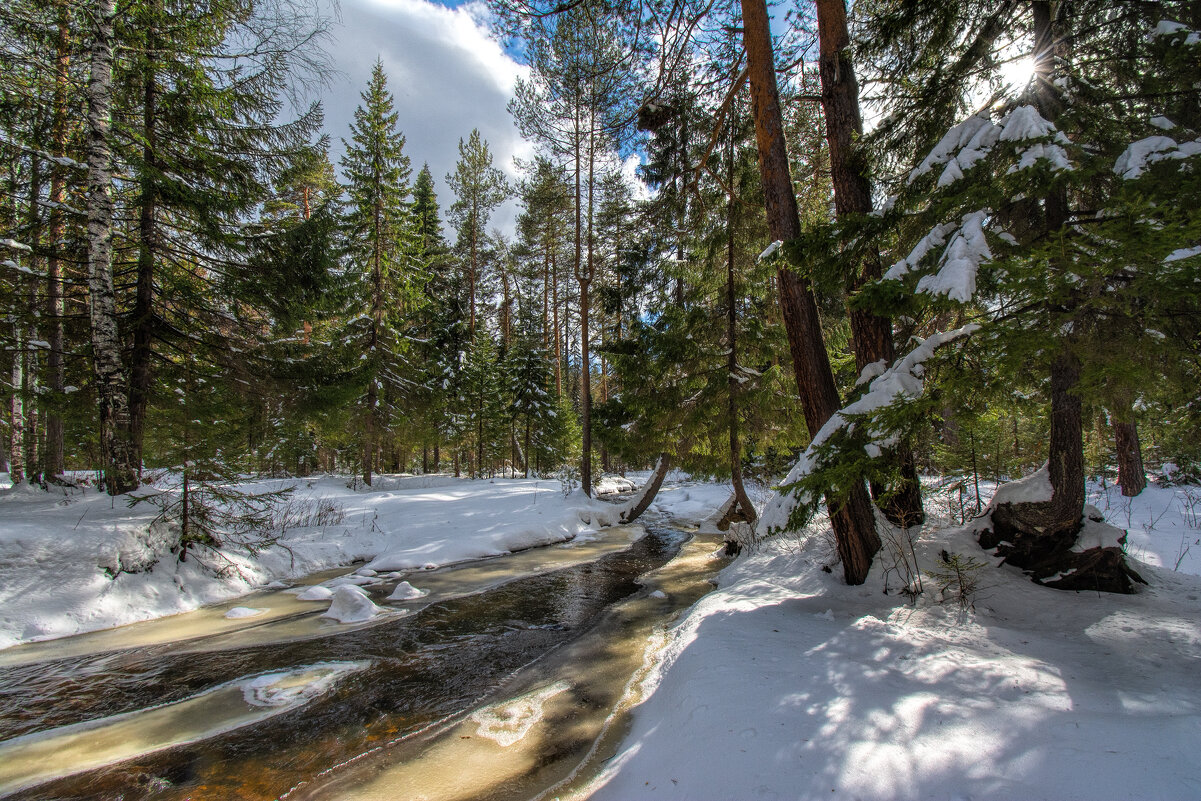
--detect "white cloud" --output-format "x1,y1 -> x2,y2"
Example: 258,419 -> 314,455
320,0 -> 532,234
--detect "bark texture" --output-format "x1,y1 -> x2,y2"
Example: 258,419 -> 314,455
741,0 -> 879,584
1113,420 -> 1146,497
86,0 -> 138,495
815,0 -> 923,528
43,1 -> 70,481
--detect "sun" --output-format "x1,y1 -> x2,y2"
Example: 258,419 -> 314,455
998,55 -> 1038,91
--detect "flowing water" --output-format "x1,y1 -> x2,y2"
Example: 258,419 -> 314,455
0,522 -> 728,800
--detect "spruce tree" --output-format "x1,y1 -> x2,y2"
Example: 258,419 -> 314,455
846,0 -> 1201,591
339,60 -> 420,486
447,130 -> 508,334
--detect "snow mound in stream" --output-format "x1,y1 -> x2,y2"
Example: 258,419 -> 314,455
295,585 -> 333,601
321,585 -> 381,623
387,581 -> 428,601
223,606 -> 266,619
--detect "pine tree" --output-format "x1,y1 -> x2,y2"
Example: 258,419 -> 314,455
739,0 -> 880,584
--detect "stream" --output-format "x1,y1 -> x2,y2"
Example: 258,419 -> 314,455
0,520 -> 728,800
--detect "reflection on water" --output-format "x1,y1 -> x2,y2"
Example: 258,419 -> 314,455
290,533 -> 726,801
0,524 -> 726,801
0,662 -> 369,797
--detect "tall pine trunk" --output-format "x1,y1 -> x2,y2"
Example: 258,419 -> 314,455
24,156 -> 43,484
815,0 -> 923,528
86,0 -> 138,495
741,0 -> 878,584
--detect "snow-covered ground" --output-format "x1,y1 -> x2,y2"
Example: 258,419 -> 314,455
3,469 -> 1198,799
589,478 -> 1201,801
0,472 -> 726,651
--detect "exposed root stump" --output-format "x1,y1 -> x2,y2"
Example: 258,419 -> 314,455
978,502 -> 1146,594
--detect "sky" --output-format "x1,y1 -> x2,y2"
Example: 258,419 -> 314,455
315,0 -> 533,236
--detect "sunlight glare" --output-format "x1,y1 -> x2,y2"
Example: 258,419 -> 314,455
999,55 -> 1037,91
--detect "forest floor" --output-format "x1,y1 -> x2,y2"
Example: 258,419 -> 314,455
588,477 -> 1201,801
0,471 -> 1198,799
0,470 -> 727,650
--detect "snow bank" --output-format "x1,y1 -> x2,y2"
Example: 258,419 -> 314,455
591,489 -> 1201,801
0,475 -> 629,649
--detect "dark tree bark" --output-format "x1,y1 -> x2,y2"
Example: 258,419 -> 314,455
726,120 -> 756,524
815,0 -> 924,528
43,0 -> 70,481
1114,419 -> 1146,497
130,6 -> 160,473
741,0 -> 879,584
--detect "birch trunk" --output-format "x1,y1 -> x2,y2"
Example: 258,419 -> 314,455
86,0 -> 138,495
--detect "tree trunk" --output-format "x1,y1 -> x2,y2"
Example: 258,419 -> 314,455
741,0 -> 878,583
86,0 -> 138,495
9,331 -> 24,485
619,454 -> 671,524
981,2 -> 1140,592
130,10 -> 160,473
43,1 -> 70,481
815,0 -> 923,528
726,118 -> 756,524
363,381 -> 376,487
1114,419 -> 1146,497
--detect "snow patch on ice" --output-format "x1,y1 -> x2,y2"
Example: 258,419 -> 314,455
223,606 -> 266,619
470,681 -> 571,747
239,661 -> 370,708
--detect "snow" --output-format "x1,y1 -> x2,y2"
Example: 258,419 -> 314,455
1114,135 -> 1201,179
239,661 -> 370,708
908,113 -> 997,184
595,474 -> 637,495
223,606 -> 266,619
590,478 -> 1201,801
0,474 -> 642,649
295,585 -> 333,601
1154,19 -> 1200,45
1165,245 -> 1201,264
989,463 -> 1054,506
757,240 -> 783,262
914,210 -> 992,302
760,325 -> 979,534
321,584 -> 382,623
387,580 -> 428,601
907,106 -> 1071,189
